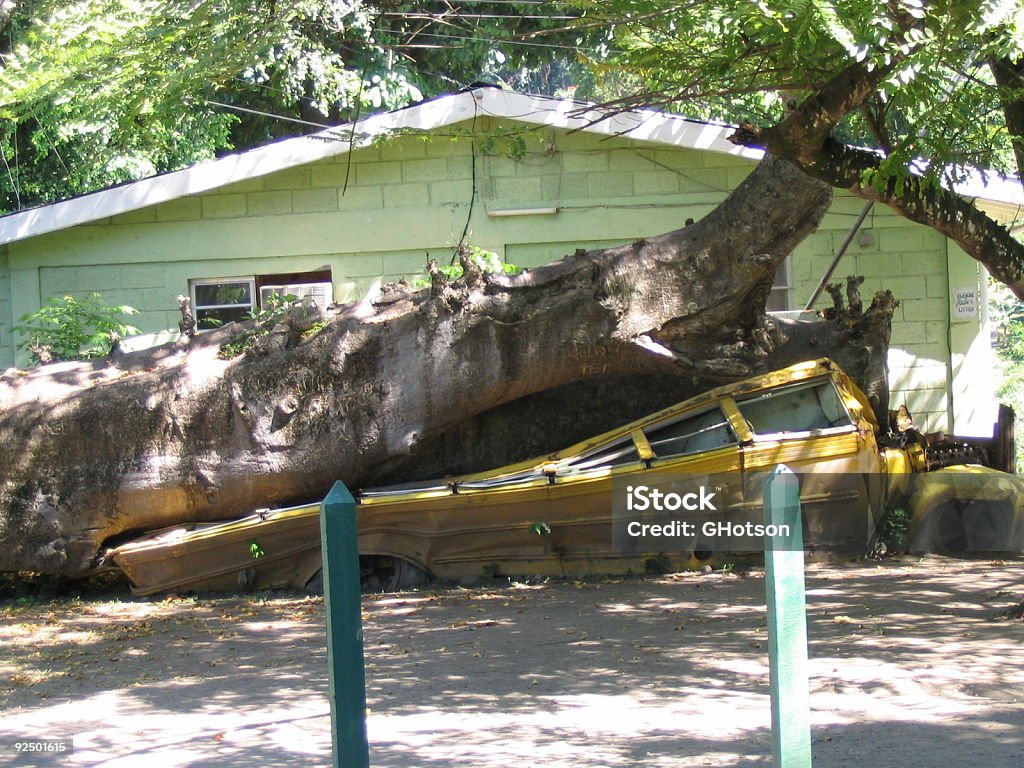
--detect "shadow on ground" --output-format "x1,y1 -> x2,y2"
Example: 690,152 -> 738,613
0,556 -> 1021,767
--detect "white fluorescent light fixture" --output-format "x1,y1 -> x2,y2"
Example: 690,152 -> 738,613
486,206 -> 559,217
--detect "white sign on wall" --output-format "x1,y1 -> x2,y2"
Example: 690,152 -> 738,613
954,287 -> 978,319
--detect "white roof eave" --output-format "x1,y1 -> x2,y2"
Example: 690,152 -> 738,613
0,90 -> 481,246
473,88 -> 764,159
0,87 -> 1020,247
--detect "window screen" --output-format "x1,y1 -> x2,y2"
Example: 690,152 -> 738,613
737,380 -> 852,435
644,407 -> 736,458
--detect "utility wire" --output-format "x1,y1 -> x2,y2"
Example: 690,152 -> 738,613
205,99 -> 336,130
0,37 -> 19,209
0,138 -> 20,210
31,115 -> 71,177
408,0 -> 552,4
375,29 -> 616,53
341,6 -> 386,196
379,12 -> 580,20
455,99 -> 479,259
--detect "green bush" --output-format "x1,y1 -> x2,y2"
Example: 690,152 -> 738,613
13,293 -> 140,365
871,506 -> 911,556
991,280 -> 1024,472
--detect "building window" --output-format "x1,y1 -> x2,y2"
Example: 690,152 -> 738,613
191,278 -> 257,330
189,269 -> 333,331
767,255 -> 793,312
258,281 -> 333,311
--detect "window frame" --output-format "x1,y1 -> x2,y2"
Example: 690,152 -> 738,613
642,404 -> 738,460
767,254 -> 793,312
188,269 -> 334,332
558,435 -> 642,476
189,277 -> 257,331
734,378 -> 856,441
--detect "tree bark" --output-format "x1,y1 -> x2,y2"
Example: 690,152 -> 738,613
989,55 -> 1024,187
372,279 -> 897,487
0,156 -> 892,577
730,59 -> 1024,300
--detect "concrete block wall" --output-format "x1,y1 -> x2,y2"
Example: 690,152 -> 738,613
37,263 -> 180,340
0,247 -> 11,369
2,120 -> 972,431
792,201 -> 956,431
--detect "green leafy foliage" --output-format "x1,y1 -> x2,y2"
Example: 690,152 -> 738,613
475,126 -> 530,160
301,319 -> 330,340
0,0 -> 252,209
411,246 -> 521,288
565,1 -> 1024,198
13,293 -> 141,365
997,359 -> 1024,474
990,278 -> 1024,471
0,1 -> 590,212
217,291 -> 320,359
871,506 -> 910,556
462,245 -> 522,276
991,280 -> 1024,362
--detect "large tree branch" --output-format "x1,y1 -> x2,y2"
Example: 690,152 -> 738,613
989,54 -> 1024,182
729,46 -> 1024,299
731,123 -> 1024,299
743,0 -> 928,162
766,60 -> 896,165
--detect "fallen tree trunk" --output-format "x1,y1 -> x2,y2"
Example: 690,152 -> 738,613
378,283 -> 897,485
0,155 -> 894,576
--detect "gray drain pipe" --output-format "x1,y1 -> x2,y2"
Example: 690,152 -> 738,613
804,201 -> 874,310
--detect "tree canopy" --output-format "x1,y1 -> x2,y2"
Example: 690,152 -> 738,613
3,1 -> 1022,296
568,0 -> 1024,296
0,0 -> 584,212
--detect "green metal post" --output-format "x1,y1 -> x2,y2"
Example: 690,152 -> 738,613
320,481 -> 370,768
763,465 -> 812,767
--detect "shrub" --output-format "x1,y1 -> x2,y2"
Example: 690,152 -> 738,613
871,506 -> 911,556
13,293 -> 141,365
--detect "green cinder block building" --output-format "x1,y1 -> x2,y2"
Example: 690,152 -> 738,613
0,88 -> 1020,436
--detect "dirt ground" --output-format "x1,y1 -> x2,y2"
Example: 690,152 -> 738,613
1,556 -> 1023,768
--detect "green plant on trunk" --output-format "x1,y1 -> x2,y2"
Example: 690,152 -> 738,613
218,292 -> 304,359
411,246 -> 521,288
13,293 -> 140,365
